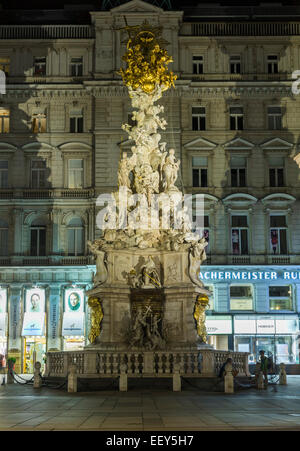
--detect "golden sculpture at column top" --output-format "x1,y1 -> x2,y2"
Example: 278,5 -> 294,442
88,297 -> 104,344
118,20 -> 177,94
193,294 -> 210,343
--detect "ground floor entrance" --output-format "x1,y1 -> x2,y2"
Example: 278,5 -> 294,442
23,337 -> 46,374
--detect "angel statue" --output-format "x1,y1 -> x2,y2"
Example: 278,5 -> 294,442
162,148 -> 180,192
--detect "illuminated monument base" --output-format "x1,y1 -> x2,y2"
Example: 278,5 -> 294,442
86,247 -> 206,351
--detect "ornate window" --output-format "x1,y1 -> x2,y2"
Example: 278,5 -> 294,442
230,55 -> 241,74
192,107 -> 206,131
0,219 -> 8,256
30,219 -> 47,256
67,217 -> 84,256
267,55 -> 278,74
231,215 -> 248,255
230,106 -> 243,130
269,286 -> 293,311
0,161 -> 8,188
268,106 -> 282,130
269,156 -> 284,187
70,57 -> 83,76
270,215 -> 287,255
230,156 -> 247,187
34,57 -> 46,76
193,55 -> 203,74
31,159 -> 47,188
192,156 -> 208,187
68,159 -> 84,188
70,110 -> 83,133
32,113 -> 47,133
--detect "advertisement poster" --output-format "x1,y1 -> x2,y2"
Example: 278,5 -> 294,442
64,288 -> 84,313
26,288 -> 45,313
0,289 -> 7,313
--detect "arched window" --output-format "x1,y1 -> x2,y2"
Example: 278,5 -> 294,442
0,219 -> 8,256
67,217 -> 84,256
30,218 -> 46,256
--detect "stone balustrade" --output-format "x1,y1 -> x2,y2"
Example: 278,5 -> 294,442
46,349 -> 250,379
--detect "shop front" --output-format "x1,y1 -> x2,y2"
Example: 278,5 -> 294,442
234,315 -> 299,364
206,315 -> 232,351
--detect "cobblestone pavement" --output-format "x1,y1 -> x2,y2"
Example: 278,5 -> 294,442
0,376 -> 299,430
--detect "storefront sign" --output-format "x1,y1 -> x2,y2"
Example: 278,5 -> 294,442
200,270 -> 300,281
64,289 -> 84,313
22,313 -> 45,336
234,317 -> 256,334
206,316 -> 232,335
256,318 -> 275,334
26,288 -> 45,313
62,312 -> 84,336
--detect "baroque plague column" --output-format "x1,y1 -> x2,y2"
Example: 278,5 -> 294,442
86,21 -> 210,351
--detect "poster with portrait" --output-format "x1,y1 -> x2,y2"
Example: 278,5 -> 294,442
64,288 -> 84,313
26,288 -> 45,313
0,289 -> 7,313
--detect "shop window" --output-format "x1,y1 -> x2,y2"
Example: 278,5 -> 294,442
268,106 -> 282,130
0,58 -> 10,76
231,215 -> 248,255
31,160 -> 47,188
270,215 -> 287,255
33,57 -> 46,76
192,156 -> 208,187
0,161 -> 8,188
32,113 -> 47,133
70,111 -> 83,133
193,55 -> 203,74
230,285 -> 253,310
0,109 -> 9,133
70,57 -> 83,76
230,55 -> 241,74
68,159 -> 84,188
269,286 -> 293,311
230,156 -> 246,187
67,217 -> 85,256
30,226 -> 46,256
267,55 -> 278,74
230,106 -> 243,130
0,219 -> 8,256
269,156 -> 284,187
192,107 -> 206,131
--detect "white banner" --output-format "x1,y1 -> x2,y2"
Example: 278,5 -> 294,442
0,313 -> 7,337
64,289 -> 84,313
206,316 -> 232,335
0,289 -> 7,313
22,313 -> 45,336
62,312 -> 85,336
26,288 -> 45,313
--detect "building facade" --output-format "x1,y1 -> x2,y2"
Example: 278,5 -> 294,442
0,0 -> 300,371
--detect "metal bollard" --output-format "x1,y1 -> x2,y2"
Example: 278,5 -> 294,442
279,363 -> 287,385
68,364 -> 78,393
33,361 -> 42,389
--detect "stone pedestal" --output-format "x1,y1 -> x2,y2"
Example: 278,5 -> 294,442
86,248 -> 209,351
